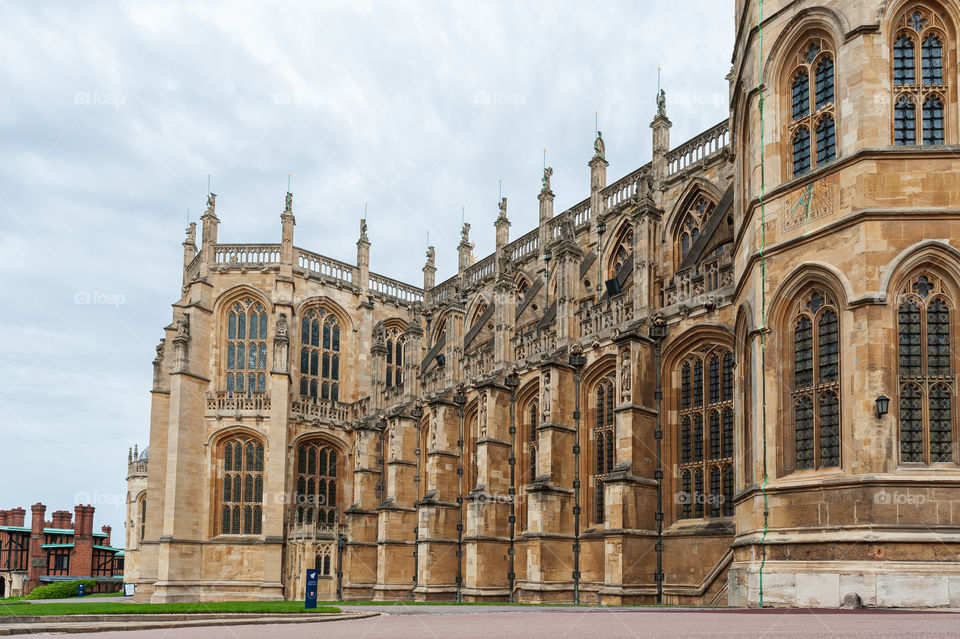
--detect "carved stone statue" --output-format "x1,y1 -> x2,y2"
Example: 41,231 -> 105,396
542,166 -> 553,192
497,253 -> 514,277
460,222 -> 471,245
184,222 -> 196,245
498,197 -> 507,221
478,391 -> 488,438
657,89 -> 667,117
175,314 -> 190,340
560,217 -> 576,240
154,338 -> 165,363
284,191 -> 293,213
594,131 -> 605,160
541,372 -> 551,422
425,245 -> 435,264
652,310 -> 667,327
205,193 -> 216,215
621,351 -> 632,401
276,312 -> 289,338
373,324 -> 386,347
360,218 -> 368,242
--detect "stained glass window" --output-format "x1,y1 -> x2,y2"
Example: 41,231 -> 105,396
894,95 -> 917,145
815,57 -> 834,108
923,95 -> 944,146
594,378 -> 615,524
894,35 -> 916,85
922,35 -> 943,85
300,309 -> 340,402
793,128 -> 811,177
816,116 -> 836,165
221,436 -> 264,535
226,299 -> 267,394
294,442 -> 339,526
792,71 -> 810,120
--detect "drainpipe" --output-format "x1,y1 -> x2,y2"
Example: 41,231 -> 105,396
569,350 -> 587,604
452,390 -> 468,602
649,322 -> 668,604
504,373 -> 520,601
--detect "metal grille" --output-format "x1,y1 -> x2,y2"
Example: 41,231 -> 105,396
818,309 -> 839,382
815,57 -> 834,108
923,96 -> 944,146
709,411 -> 721,460
899,299 -> 922,375
921,35 -> 943,85
794,317 -> 814,388
792,71 -> 809,120
894,95 -> 917,145
894,35 -> 916,85
928,299 -> 950,375
793,127 -> 811,177
930,384 -> 953,462
816,116 -> 836,164
900,384 -> 924,462
819,391 -> 840,467
795,396 -> 815,470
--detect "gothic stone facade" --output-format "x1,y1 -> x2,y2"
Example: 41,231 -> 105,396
126,0 -> 960,608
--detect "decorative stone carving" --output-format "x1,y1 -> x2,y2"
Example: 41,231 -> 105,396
273,312 -> 290,373
478,390 -> 488,438
594,131 -> 605,161
620,348 -> 631,402
172,313 -> 190,369
541,371 -> 551,422
542,166 -> 553,192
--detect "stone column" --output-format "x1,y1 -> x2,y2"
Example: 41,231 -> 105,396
151,307 -> 212,603
521,362 -> 578,602
600,335 -> 659,604
280,191 -> 295,267
374,413 -> 419,600
414,400 -> 461,600
356,219 -> 370,292
181,223 -> 197,289
462,382 -> 513,600
199,193 -> 219,276
26,503 -> 45,592
342,422 -> 381,599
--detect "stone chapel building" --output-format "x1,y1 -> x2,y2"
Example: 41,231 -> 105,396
125,0 -> 960,608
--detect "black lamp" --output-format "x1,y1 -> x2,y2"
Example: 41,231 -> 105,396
876,395 -> 890,418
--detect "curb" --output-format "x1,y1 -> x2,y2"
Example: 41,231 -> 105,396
0,611 -> 378,635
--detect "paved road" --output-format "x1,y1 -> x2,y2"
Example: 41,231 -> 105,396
48,608 -> 960,638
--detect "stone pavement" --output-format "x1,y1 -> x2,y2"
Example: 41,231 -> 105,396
11,608 -> 959,638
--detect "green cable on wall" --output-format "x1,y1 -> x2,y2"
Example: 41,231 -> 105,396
756,0 -> 770,610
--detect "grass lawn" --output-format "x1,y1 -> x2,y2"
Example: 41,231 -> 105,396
0,601 -> 340,616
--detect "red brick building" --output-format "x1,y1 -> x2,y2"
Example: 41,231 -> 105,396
0,503 -> 124,597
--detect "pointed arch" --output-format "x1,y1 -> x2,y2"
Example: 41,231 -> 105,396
661,177 -> 725,244
602,218 -> 635,282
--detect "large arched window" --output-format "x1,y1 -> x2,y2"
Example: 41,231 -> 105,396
891,5 -> 950,145
676,195 -> 715,265
897,273 -> 956,464
385,327 -> 404,388
787,36 -> 836,176
299,308 -> 340,402
220,435 -> 264,535
789,289 -> 841,472
293,441 -> 339,525
226,298 -> 268,394
526,400 -> 539,484
678,347 -> 734,519
593,377 -> 615,524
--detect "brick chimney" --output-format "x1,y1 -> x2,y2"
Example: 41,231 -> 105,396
27,503 -> 46,589
72,504 -> 95,577
0,510 -> 8,526
100,525 -> 112,546
51,510 -> 73,529
9,507 -> 25,527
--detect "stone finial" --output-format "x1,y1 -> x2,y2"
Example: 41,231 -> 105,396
359,218 -> 369,242
425,245 -> 435,266
656,88 -> 667,117
184,222 -> 196,245
284,191 -> 293,214
128,447 -> 132,463
459,222 -> 472,248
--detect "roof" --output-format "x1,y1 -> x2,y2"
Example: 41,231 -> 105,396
93,545 -> 123,553
0,526 -> 29,533
40,543 -> 74,549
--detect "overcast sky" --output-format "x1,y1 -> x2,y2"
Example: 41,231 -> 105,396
0,1 -> 732,543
